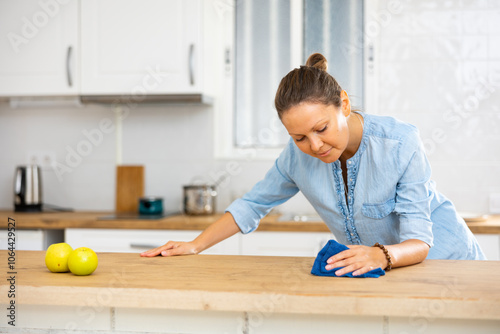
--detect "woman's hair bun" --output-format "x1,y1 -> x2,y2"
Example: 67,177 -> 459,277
305,53 -> 328,72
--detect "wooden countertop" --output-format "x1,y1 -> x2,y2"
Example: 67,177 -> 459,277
464,215 -> 500,234
0,211 -> 330,232
1,210 -> 499,234
1,250 -> 499,319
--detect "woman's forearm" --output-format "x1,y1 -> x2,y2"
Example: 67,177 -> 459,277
325,238 -> 430,276
386,239 -> 430,268
140,212 -> 241,257
192,212 -> 241,253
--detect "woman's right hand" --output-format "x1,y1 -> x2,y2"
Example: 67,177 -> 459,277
140,212 -> 241,258
140,241 -> 199,257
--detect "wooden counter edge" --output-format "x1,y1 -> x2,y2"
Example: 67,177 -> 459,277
0,212 -> 331,232
1,284 -> 498,320
0,211 -> 499,234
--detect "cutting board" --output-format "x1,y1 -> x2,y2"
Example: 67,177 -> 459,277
115,165 -> 144,213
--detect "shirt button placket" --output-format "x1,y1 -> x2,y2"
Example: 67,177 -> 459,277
347,159 -> 359,244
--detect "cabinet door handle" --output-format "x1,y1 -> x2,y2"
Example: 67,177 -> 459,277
129,243 -> 160,249
66,46 -> 73,87
188,44 -> 195,86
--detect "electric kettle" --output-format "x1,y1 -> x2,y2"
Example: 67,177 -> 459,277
14,165 -> 42,212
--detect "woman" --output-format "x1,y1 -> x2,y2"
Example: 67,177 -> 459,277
141,53 -> 485,276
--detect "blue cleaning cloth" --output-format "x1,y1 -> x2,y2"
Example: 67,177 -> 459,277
311,240 -> 385,278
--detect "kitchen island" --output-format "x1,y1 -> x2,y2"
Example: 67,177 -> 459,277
1,251 -> 499,333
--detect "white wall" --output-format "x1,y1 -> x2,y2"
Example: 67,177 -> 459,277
0,103 -> 116,211
0,102 -> 281,213
1,0 -> 499,215
372,0 -> 500,213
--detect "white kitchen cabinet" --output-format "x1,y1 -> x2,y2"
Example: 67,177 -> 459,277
240,231 -> 335,257
65,228 -> 239,255
0,229 -> 64,251
474,234 -> 500,260
0,229 -> 43,250
80,0 -> 203,96
65,229 -> 335,257
0,0 -> 79,96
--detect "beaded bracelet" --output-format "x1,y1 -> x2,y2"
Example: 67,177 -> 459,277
373,242 -> 393,271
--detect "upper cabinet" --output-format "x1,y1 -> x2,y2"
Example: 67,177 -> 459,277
0,0 -> 79,97
81,0 -> 202,97
0,0 -> 219,101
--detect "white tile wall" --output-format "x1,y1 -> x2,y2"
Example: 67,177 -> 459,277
0,102 -> 307,214
0,104 -> 116,211
12,304 -> 111,330
388,315 -> 500,334
247,313 -> 383,334
114,308 -> 243,333
0,0 -> 499,215
376,0 -> 500,213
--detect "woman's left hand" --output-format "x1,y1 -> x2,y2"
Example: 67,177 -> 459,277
325,245 -> 388,276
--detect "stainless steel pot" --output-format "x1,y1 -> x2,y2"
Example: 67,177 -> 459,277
183,185 -> 217,215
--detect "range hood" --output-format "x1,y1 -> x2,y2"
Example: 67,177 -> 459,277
3,94 -> 212,107
80,94 -> 212,105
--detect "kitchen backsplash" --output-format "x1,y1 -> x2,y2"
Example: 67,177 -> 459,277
374,0 -> 500,213
1,0 -> 499,214
0,102 -> 310,214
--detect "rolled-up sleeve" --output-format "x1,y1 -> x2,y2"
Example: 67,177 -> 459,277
225,147 -> 299,234
394,132 -> 434,247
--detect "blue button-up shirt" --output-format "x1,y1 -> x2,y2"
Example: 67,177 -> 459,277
226,112 -> 485,260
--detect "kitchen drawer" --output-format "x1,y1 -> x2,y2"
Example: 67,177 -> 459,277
0,229 -> 43,251
0,229 -> 64,251
64,228 -> 240,255
240,231 -> 334,257
474,234 -> 500,260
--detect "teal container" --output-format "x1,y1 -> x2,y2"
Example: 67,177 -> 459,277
139,197 -> 163,215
